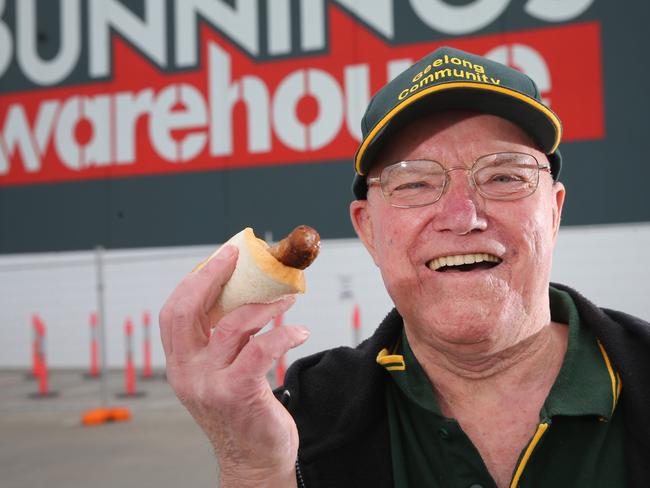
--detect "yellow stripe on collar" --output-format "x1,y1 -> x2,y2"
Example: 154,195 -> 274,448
376,348 -> 406,371
597,340 -> 622,414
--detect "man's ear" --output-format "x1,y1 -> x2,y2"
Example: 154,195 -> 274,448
350,200 -> 380,265
551,181 -> 566,241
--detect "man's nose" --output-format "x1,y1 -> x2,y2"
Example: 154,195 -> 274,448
431,169 -> 488,235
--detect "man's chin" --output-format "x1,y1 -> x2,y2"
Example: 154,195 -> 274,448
404,307 -> 518,356
425,283 -> 510,309
390,276 -> 515,325
401,293 -> 516,334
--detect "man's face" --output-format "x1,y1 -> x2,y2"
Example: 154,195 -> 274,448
350,112 -> 566,352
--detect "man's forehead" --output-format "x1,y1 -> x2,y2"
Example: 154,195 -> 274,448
373,111 -> 541,170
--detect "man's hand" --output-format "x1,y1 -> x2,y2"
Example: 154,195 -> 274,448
159,245 -> 309,487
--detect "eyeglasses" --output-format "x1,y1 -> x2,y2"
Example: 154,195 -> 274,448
366,152 -> 551,208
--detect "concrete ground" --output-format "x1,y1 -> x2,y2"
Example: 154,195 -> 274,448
0,369 -> 220,488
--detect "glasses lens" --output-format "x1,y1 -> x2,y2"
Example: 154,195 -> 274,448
473,153 -> 540,200
382,160 -> 446,207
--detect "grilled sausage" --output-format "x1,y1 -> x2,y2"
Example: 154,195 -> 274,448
267,225 -> 321,270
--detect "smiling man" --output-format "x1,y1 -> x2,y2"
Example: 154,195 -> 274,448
159,47 -> 650,488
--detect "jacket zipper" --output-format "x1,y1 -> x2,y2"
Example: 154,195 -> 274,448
295,458 -> 306,488
282,388 -> 306,488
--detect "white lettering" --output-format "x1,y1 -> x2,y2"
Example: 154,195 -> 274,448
525,0 -> 594,22
267,0 -> 291,55
176,0 -> 259,67
300,0 -> 326,51
33,101 -> 60,155
0,101 -> 58,174
0,0 -> 12,78
306,69 -> 344,149
0,0 -> 598,87
273,71 -> 308,150
344,65 -> 370,141
241,77 -> 272,154
485,44 -> 551,106
83,95 -> 112,166
89,0 -> 167,78
55,97 -> 83,170
208,43 -> 238,157
150,84 -> 208,162
16,0 -> 81,85
115,89 -> 154,164
0,47 -> 429,178
54,96 -> 112,170
208,43 -> 271,157
272,69 -> 343,151
409,0 -> 510,35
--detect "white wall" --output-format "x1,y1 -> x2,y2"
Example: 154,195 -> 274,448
1,222 -> 648,369
552,222 -> 650,318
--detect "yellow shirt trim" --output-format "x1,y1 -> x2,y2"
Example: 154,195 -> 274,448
376,348 -> 406,371
597,340 -> 622,413
509,422 -> 550,488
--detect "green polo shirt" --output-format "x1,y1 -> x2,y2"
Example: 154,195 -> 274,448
379,287 -> 626,488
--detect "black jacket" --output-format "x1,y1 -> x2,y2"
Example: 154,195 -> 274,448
278,284 -> 650,487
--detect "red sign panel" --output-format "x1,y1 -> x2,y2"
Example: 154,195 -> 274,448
0,6 -> 603,186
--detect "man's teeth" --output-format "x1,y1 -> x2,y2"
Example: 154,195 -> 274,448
427,253 -> 501,271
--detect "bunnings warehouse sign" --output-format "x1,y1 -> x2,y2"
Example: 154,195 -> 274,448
0,0 -> 604,186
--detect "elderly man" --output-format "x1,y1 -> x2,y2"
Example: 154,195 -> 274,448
159,47 -> 650,487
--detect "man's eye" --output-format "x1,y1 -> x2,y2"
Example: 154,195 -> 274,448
490,174 -> 522,183
393,181 -> 431,191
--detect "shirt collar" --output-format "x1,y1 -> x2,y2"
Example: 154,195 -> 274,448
377,286 -> 621,420
543,286 -> 620,420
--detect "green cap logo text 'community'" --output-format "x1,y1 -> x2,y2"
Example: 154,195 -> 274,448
399,54 -> 501,101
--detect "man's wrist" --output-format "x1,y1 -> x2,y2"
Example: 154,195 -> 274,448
220,464 -> 297,488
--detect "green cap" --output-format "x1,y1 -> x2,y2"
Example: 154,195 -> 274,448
353,46 -> 563,199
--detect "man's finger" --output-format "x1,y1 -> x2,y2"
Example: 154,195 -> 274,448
159,302 -> 174,357
197,245 -> 239,319
229,325 -> 310,383
167,246 -> 239,361
160,245 -> 238,357
207,297 -> 296,369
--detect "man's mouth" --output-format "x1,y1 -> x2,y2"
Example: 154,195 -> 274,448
427,253 -> 502,272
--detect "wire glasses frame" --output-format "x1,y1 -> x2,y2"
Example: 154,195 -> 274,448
366,152 -> 551,208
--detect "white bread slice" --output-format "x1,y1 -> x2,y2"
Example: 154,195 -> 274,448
195,228 -> 305,316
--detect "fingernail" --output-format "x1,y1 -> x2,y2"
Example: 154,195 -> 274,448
218,245 -> 237,260
296,326 -> 310,338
